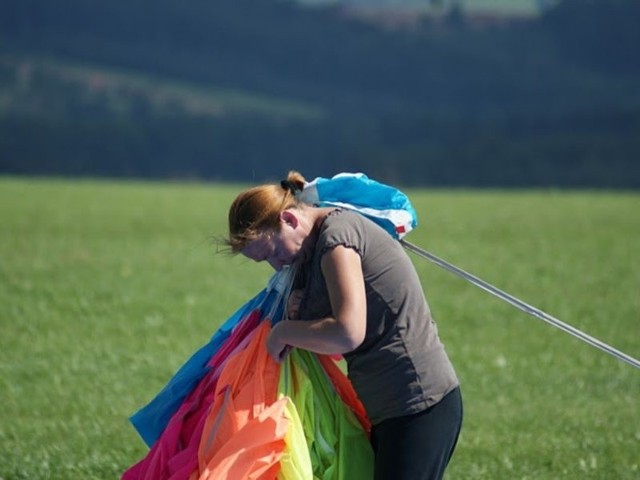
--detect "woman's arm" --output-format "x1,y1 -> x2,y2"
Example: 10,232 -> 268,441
266,245 -> 367,362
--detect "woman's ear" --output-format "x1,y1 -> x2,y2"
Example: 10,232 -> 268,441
279,210 -> 299,229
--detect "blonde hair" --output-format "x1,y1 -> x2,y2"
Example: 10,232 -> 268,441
226,171 -> 306,253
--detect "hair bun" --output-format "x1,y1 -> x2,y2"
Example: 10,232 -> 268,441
280,179 -> 300,193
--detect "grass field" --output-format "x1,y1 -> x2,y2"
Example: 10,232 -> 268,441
1,176 -> 638,479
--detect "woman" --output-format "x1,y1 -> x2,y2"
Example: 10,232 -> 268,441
226,171 -> 462,480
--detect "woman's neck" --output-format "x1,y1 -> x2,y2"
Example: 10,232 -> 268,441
295,207 -> 337,264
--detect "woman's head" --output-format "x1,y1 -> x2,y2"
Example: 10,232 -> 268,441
226,171 -> 306,255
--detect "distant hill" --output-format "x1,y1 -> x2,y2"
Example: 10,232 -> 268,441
1,0 -> 639,187
2,0 -> 637,111
297,0 -> 554,16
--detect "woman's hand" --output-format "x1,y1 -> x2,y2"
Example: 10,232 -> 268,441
266,322 -> 291,363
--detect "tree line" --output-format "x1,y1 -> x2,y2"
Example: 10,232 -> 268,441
0,0 -> 639,187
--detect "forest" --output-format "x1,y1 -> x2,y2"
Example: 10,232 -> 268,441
1,0 -> 639,187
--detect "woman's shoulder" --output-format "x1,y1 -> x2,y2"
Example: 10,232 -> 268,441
322,208 -> 365,233
320,208 -> 393,252
323,208 -> 388,233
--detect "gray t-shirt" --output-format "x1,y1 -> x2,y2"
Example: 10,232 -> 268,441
297,209 -> 459,425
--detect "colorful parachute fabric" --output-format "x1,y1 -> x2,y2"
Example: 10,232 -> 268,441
123,267 -> 374,480
299,172 -> 418,239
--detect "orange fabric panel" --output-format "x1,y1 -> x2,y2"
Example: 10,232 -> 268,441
197,321 -> 287,480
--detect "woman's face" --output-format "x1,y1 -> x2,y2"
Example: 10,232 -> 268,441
241,210 -> 306,271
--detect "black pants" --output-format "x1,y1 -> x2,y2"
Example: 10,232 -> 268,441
370,387 -> 463,480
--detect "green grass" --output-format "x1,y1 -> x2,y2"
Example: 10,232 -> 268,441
1,176 -> 638,479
